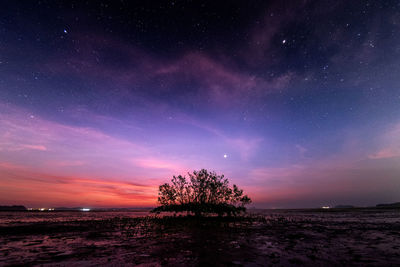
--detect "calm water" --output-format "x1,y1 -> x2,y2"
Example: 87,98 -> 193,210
2,209 -> 399,226
0,211 -> 151,226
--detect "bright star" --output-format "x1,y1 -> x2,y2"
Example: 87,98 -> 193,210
282,39 -> 286,44
223,154 -> 227,158
63,29 -> 68,34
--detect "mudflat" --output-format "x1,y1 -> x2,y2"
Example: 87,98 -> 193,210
0,209 -> 399,266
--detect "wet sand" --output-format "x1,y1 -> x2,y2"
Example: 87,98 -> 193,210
0,208 -> 399,266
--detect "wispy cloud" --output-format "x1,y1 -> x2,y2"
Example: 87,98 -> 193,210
20,144 -> 47,151
368,148 -> 399,159
0,103 -> 180,179
368,122 -> 400,160
43,33 -> 294,109
131,157 -> 184,171
0,162 -> 157,207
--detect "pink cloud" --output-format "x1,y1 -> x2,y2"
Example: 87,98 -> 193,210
0,162 -> 158,207
43,33 -> 293,108
368,122 -> 400,160
0,103 -> 160,179
131,157 -> 185,171
51,160 -> 86,167
156,53 -> 294,105
20,144 -> 47,151
0,161 -> 26,170
368,148 -> 399,159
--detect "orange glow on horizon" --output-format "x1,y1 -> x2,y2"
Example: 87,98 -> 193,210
0,164 -> 159,207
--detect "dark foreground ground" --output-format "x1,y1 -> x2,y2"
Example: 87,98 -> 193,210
0,209 -> 399,266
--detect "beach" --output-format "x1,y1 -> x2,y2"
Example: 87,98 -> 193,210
1,208 -> 399,266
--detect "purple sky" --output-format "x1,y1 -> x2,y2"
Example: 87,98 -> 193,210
0,1 -> 399,208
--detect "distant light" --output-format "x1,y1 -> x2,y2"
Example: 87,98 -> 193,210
81,208 -> 90,212
282,39 -> 286,44
321,206 -> 330,209
223,154 -> 228,158
63,29 -> 68,34
40,208 -> 45,211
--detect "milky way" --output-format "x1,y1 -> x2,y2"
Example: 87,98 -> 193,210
0,1 -> 399,208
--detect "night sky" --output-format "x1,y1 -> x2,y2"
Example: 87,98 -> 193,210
1,1 -> 399,208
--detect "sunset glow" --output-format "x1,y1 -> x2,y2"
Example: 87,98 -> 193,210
1,1 -> 399,208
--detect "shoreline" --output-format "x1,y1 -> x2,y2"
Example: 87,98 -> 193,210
1,209 -> 399,266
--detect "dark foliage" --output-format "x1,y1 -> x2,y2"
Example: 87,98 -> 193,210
152,169 -> 251,216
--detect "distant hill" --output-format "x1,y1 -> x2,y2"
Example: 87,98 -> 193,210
376,202 -> 400,208
0,205 -> 27,211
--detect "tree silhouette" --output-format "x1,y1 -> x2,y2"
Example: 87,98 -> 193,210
152,169 -> 251,216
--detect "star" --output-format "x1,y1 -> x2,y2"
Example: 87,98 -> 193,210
282,39 -> 286,44
223,154 -> 228,158
63,29 -> 68,34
